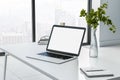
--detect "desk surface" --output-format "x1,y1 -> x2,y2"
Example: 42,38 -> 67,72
0,43 -> 120,80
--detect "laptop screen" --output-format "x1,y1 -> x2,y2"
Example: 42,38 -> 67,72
47,25 -> 86,56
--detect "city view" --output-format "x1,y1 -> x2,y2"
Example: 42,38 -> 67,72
0,0 -> 88,45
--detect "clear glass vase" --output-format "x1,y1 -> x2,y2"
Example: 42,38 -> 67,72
89,29 -> 98,58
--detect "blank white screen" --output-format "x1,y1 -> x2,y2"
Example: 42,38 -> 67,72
47,27 -> 84,55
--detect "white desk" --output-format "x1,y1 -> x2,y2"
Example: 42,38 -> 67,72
0,43 -> 120,80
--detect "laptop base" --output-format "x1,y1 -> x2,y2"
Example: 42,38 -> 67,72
26,55 -> 77,64
38,52 -> 72,60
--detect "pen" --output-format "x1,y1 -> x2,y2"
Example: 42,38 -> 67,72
86,69 -> 104,72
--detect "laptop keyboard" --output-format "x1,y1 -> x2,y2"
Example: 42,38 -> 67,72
38,52 -> 72,60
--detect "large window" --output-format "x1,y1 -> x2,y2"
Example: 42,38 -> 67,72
35,0 -> 89,44
0,0 -> 32,45
0,0 -> 90,45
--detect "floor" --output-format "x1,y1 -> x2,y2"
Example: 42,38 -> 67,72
0,56 -> 53,80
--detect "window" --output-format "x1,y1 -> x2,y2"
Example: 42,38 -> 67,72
0,0 -> 32,45
35,0 -> 90,44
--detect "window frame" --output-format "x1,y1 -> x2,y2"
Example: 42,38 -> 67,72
82,0 -> 92,45
32,0 -> 36,42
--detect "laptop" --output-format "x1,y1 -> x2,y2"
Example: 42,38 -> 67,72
27,25 -> 86,64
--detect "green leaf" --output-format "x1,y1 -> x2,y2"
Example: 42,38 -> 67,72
79,2 -> 116,33
109,25 -> 116,33
80,9 -> 86,17
107,19 -> 112,25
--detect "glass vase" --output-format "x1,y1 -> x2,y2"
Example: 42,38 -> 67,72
89,29 -> 98,58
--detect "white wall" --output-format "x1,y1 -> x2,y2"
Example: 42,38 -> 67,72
92,0 -> 120,46
100,0 -> 120,46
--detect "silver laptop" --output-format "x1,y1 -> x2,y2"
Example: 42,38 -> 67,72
27,25 -> 86,64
